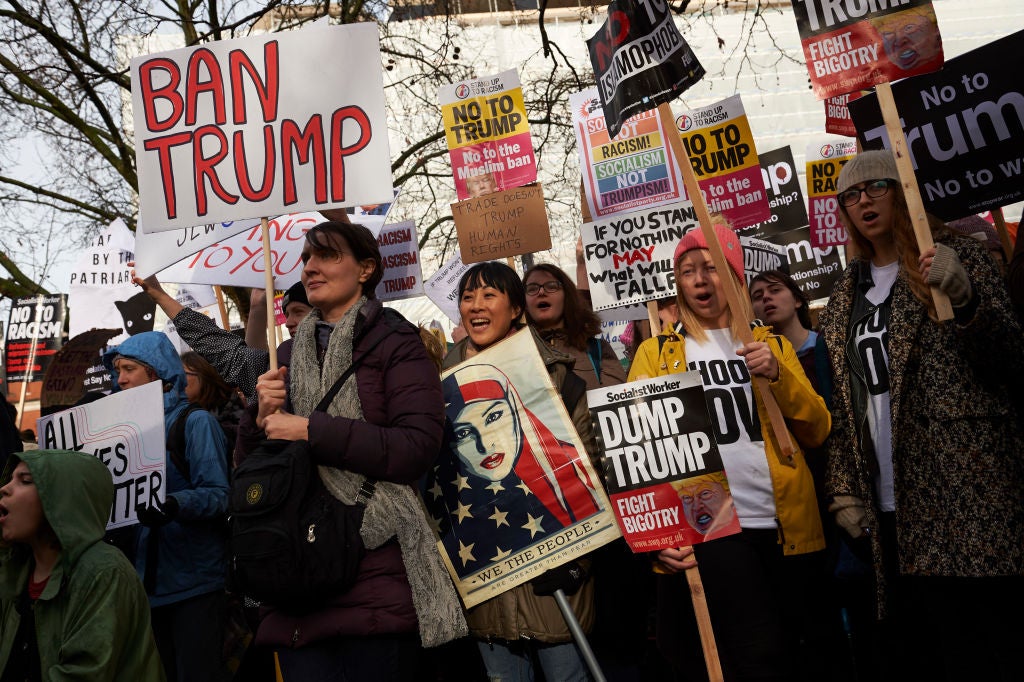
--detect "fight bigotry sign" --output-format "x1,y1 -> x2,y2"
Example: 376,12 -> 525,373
131,23 -> 393,231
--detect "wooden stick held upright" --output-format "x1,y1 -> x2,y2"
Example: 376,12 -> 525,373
213,286 -> 230,330
992,207 -> 1014,263
657,103 -> 796,462
685,562 -> 724,682
260,217 -> 279,371
875,83 -> 953,321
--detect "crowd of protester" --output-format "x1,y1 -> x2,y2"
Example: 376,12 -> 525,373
1,149 -> 1022,681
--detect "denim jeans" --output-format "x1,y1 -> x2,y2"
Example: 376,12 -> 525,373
477,639 -> 589,682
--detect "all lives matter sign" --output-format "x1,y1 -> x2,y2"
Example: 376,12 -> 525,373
588,372 -> 741,552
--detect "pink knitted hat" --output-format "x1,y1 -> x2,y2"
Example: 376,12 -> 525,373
673,224 -> 745,285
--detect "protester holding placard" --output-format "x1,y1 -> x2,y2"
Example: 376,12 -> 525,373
524,264 -> 626,390
820,150 -> 1024,679
101,331 -> 229,682
0,450 -> 165,680
238,221 -> 464,679
444,261 -> 599,682
629,223 -> 830,681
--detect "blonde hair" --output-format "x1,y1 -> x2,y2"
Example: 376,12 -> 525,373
675,260 -> 755,343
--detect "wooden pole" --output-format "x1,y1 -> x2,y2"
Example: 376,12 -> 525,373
213,286 -> 230,330
991,208 -> 1014,263
260,217 -> 278,371
685,563 -> 725,682
657,103 -> 795,462
875,83 -> 953,321
646,300 -> 661,335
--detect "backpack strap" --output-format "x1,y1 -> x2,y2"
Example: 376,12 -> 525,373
559,370 -> 587,415
312,321 -> 395,414
167,403 -> 203,483
585,337 -> 603,385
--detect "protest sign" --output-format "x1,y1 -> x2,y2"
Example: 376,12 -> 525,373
791,0 -> 943,99
38,381 -> 166,529
740,147 -> 810,239
674,95 -> 771,231
134,218 -> 261,279
767,226 -> 844,299
588,372 -> 741,552
163,285 -> 223,353
423,330 -> 619,608
425,252 -> 474,325
375,221 -> 424,302
587,0 -> 705,138
131,23 -> 393,231
571,87 -> 686,219
440,70 -> 536,201
825,91 -> 865,137
740,236 -> 788,286
848,30 -> 1024,221
155,213 -> 321,289
582,201 -> 697,311
40,328 -> 121,410
68,219 -> 144,345
5,295 -> 66,383
452,183 -> 551,264
806,139 -> 858,248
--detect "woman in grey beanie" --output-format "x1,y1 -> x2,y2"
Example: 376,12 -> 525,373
818,149 -> 1024,680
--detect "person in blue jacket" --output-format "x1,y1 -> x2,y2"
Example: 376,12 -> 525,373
103,331 -> 229,682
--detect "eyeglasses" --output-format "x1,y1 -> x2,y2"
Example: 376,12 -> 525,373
837,179 -> 892,207
525,281 -> 563,296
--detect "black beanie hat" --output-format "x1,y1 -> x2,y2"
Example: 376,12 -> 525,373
281,282 -> 309,312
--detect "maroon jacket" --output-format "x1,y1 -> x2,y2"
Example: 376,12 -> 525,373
236,300 -> 443,647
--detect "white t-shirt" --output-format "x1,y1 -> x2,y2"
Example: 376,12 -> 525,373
853,261 -> 898,511
686,328 -> 777,529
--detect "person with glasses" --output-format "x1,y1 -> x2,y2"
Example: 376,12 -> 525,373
820,150 -> 1024,680
523,264 -> 626,391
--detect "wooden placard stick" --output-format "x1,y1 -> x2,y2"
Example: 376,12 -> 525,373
656,103 -> 796,462
685,562 -> 724,682
260,217 -> 279,371
647,300 -> 661,335
992,207 -> 1014,262
875,83 -> 954,321
213,286 -> 230,330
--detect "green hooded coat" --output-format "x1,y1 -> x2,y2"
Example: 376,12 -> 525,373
0,450 -> 165,680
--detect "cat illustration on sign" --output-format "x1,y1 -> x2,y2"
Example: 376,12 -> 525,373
114,292 -> 156,335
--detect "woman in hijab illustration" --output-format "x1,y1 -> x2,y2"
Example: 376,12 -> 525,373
443,363 -> 599,528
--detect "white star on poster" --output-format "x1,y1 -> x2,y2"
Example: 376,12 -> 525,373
452,473 -> 471,492
458,540 -> 476,566
516,481 -> 532,496
522,513 -> 544,538
489,507 -> 509,528
425,514 -> 442,535
428,480 -> 443,500
486,481 -> 504,495
452,501 -> 473,524
491,547 -> 512,562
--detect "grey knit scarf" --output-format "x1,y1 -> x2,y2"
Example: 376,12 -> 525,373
289,299 -> 467,647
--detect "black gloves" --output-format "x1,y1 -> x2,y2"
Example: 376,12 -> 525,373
136,496 -> 179,527
532,561 -> 587,597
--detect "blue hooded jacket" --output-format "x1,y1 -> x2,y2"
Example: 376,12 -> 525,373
103,331 -> 228,607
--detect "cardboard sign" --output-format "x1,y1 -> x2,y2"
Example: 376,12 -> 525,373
791,0 -> 944,99
824,91 -> 865,137
806,139 -> 858,248
587,0 -> 705,138
131,23 -> 393,231
134,218 -> 261,279
425,252 -> 474,325
741,146 -> 810,239
740,236 -> 788,286
674,95 -> 771,231
155,213 -> 321,289
452,183 -> 551,264
423,330 -> 619,607
5,295 -> 66,383
571,87 -> 686,219
589,372 -> 741,552
38,381 -> 166,529
767,226 -> 844,299
40,328 -> 121,410
582,201 -> 698,311
849,29 -> 1024,221
440,70 -> 537,200
68,219 -> 144,345
375,221 -> 424,302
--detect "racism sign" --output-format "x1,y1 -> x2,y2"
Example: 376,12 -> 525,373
589,372 -> 741,552
806,139 -> 858,248
740,146 -> 810,239
131,23 -> 393,231
5,295 -> 66,383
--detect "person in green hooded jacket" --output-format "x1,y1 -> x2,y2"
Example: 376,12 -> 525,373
0,449 -> 164,681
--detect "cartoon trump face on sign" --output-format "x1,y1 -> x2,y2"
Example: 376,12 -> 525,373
672,472 -> 740,541
870,7 -> 943,72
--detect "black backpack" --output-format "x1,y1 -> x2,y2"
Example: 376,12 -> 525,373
228,320 -> 397,611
